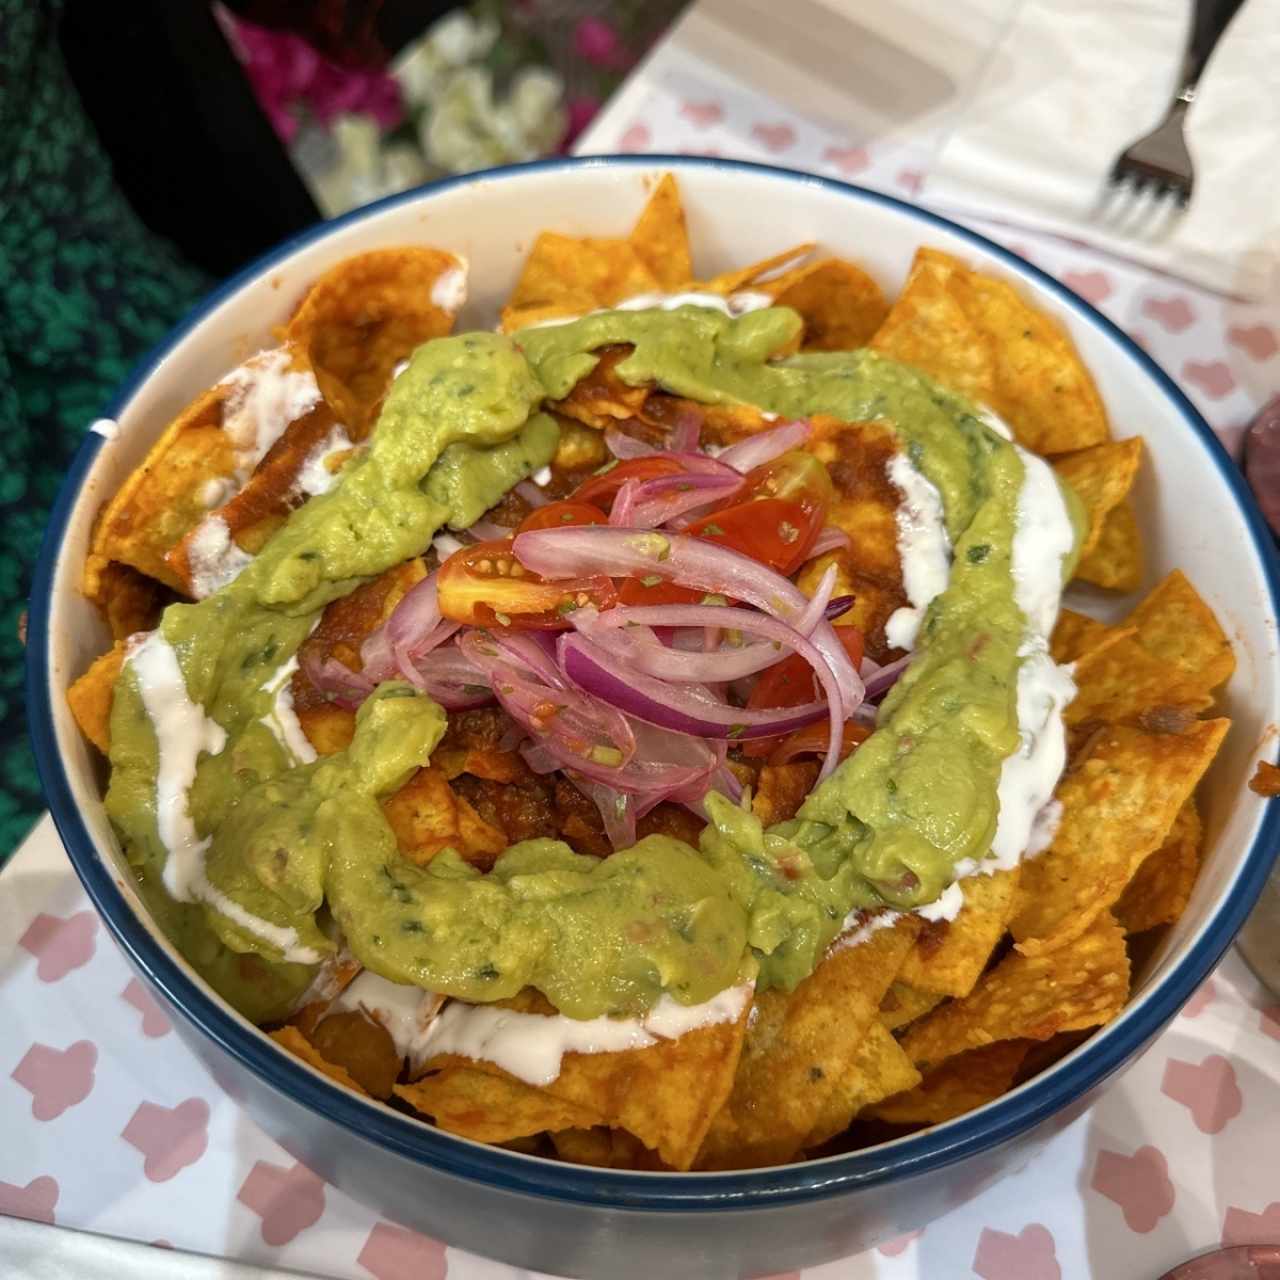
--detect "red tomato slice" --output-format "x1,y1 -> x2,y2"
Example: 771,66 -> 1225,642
766,720 -> 872,765
742,628 -> 865,758
516,500 -> 609,534
437,539 -> 616,629
700,450 -> 834,574
570,457 -> 687,510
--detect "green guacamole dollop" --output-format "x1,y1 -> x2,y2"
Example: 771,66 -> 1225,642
105,308 -> 1082,1022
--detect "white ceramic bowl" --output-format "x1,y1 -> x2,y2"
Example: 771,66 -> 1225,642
27,157 -> 1280,1279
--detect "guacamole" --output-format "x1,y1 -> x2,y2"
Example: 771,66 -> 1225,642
105,306 -> 1082,1021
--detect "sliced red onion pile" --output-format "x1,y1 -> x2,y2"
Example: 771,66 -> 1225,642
300,417 -> 896,847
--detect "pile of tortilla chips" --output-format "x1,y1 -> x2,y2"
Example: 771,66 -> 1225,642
70,174 -> 1236,1173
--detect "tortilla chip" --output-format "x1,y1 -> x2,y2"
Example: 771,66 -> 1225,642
396,1067 -> 600,1144
866,1040 -> 1031,1126
67,643 -> 125,755
640,394 -> 772,448
1050,609 -> 1123,665
871,248 -> 1110,455
1250,760 -> 1280,796
552,417 -> 611,474
84,384 -> 235,598
1113,800 -> 1203,934
549,345 -> 650,430
1009,720 -> 1230,956
763,258 -> 889,352
426,989 -> 749,1170
629,174 -> 693,289
879,981 -> 946,1032
292,559 -> 426,755
1129,570 -> 1235,692
1068,572 -> 1233,729
752,762 -> 820,827
697,918 -> 919,1169
1075,500 -> 1142,591
897,869 -> 1021,998
382,766 -> 509,871
700,243 -> 817,296
502,233 -> 659,332
550,1126 -> 662,1170
802,1020 -> 922,1148
1053,438 -> 1143,558
900,912 -> 1130,1068
285,248 -> 463,433
270,1025 -> 367,1095
92,561 -> 171,640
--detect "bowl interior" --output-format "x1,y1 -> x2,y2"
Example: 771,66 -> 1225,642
34,157 -> 1280,1193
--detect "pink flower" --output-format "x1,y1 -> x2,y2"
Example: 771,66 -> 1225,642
229,18 -> 403,144
562,96 -> 601,148
574,17 -> 624,68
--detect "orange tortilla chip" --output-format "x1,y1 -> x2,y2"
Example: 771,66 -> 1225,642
550,1126 -> 662,1170
67,643 -> 126,755
1113,800 -> 1202,934
292,559 -> 426,755
803,1019 -> 921,1149
1128,570 -> 1235,693
866,1041 -> 1031,1126
285,248 -> 463,433
879,981 -> 945,1032
900,913 -> 1129,1068
270,1025 -> 368,1095
502,233 -> 660,332
1053,438 -> 1143,559
426,989 -> 749,1170
1068,571 -> 1234,729
871,248 -> 1110,454
1074,500 -> 1142,591
700,244 -> 816,296
550,345 -> 650,430
1249,760 -> 1280,796
897,869 -> 1021,998
1050,609 -> 1126,665
629,174 -> 693,289
764,258 -> 889,351
93,561 -> 172,640
382,766 -> 508,871
84,383 -> 235,598
697,917 -> 919,1169
396,1067 -> 600,1144
1010,720 -> 1229,955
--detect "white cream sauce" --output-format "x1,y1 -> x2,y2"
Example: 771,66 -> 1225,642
294,423 -> 352,498
420,984 -> 752,1086
885,452 -> 950,651
258,654 -> 317,765
219,347 -> 322,480
518,289 -> 775,332
328,971 -> 444,1069
185,515 -> 254,600
430,260 -> 468,313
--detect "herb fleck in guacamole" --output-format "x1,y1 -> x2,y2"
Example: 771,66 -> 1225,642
105,307 -> 1082,1022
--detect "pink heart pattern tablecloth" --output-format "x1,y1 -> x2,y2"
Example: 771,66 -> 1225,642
7,27 -> 1280,1278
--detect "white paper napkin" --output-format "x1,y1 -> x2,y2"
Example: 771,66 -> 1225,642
924,0 -> 1280,299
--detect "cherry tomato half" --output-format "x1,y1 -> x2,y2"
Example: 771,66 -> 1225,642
570,457 -> 687,510
697,450 -> 834,575
742,628 -> 865,758
516,500 -> 609,534
437,539 -> 617,630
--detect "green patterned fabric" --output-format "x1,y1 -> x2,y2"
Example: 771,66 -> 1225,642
0,0 -> 211,859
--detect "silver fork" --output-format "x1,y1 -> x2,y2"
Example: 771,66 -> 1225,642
1106,0 -> 1249,208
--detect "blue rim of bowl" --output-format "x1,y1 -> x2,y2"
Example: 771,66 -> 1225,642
27,154 -> 1280,1212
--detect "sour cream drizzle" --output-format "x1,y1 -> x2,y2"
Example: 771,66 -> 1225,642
884,453 -> 950,651
430,261 -> 469,313
520,290 -> 774,331
128,630 -> 321,963
328,971 -> 444,1070
258,654 -> 317,765
420,984 -> 753,1086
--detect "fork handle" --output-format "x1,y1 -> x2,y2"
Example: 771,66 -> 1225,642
1180,0 -> 1249,101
